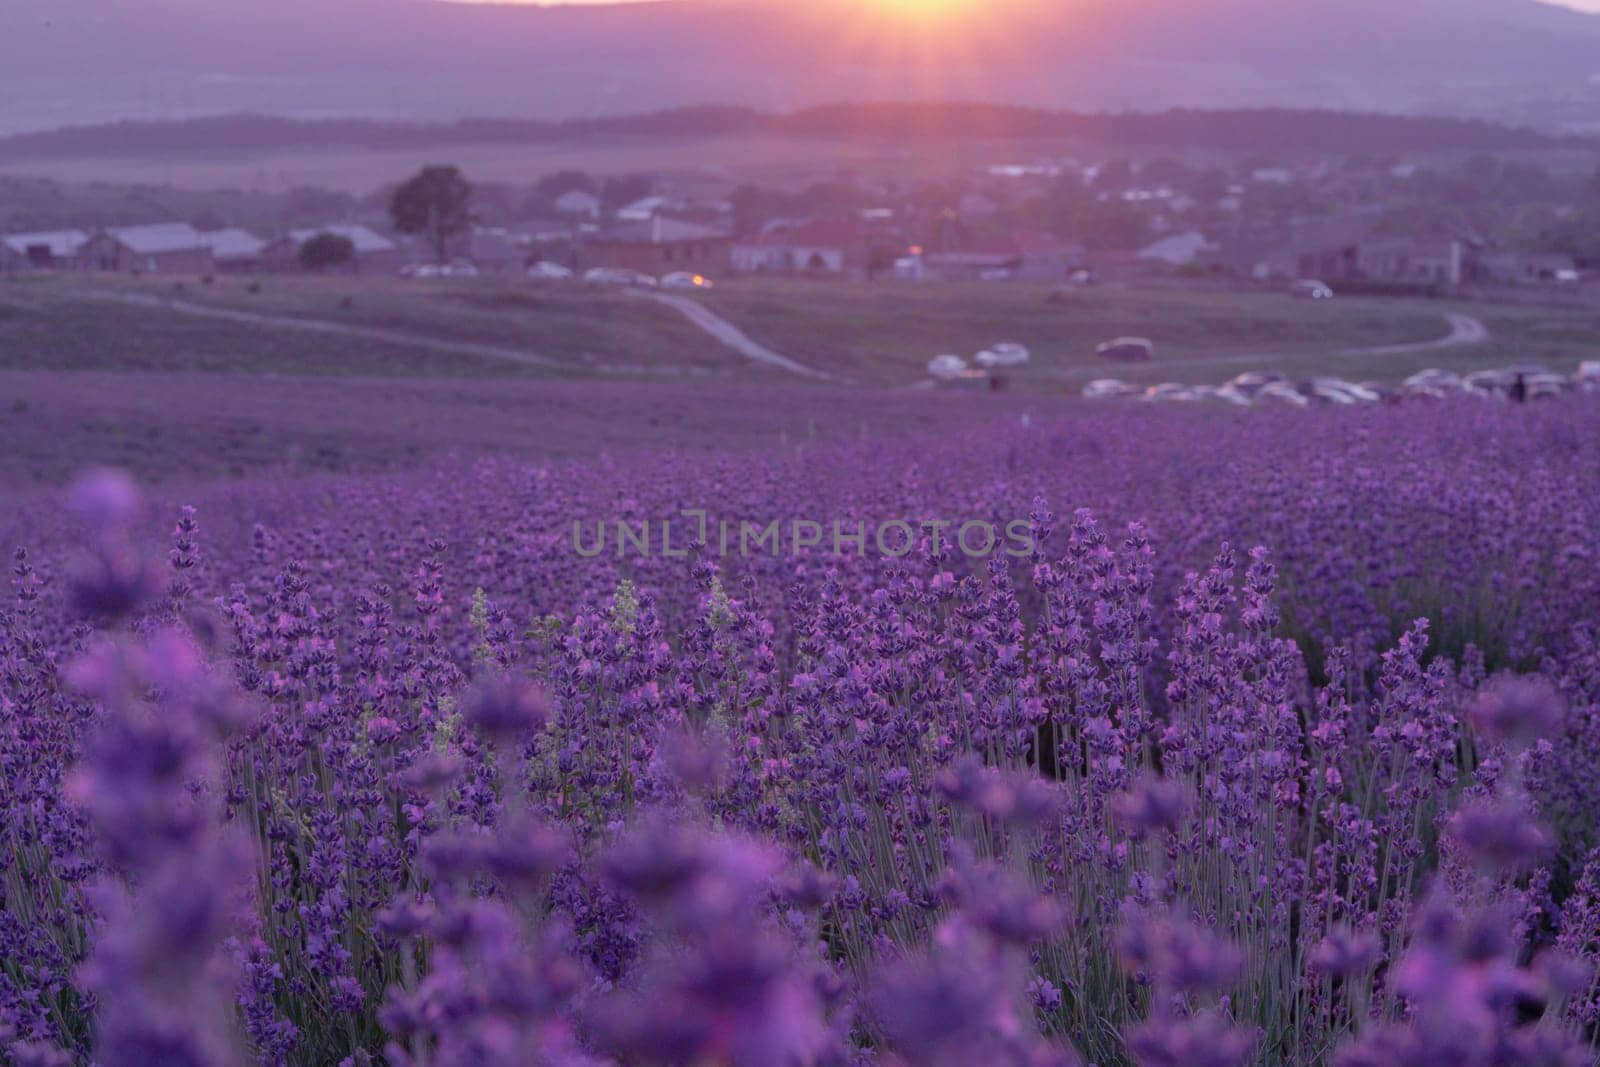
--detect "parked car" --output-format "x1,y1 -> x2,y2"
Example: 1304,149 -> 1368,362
1577,361 -> 1600,392
1096,337 -> 1155,362
440,261 -> 480,279
1465,368 -> 1513,396
1307,377 -> 1380,405
528,261 -> 574,281
661,271 -> 714,290
1291,279 -> 1335,300
1256,383 -> 1311,407
1227,371 -> 1288,396
584,267 -> 657,288
399,263 -> 444,279
1082,378 -> 1139,400
1402,369 -> 1467,398
975,342 -> 1030,369
927,354 -> 969,381
1142,383 -> 1200,403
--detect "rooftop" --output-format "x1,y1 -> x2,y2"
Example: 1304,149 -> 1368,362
744,220 -> 862,248
105,223 -> 205,255
593,217 -> 730,245
197,228 -> 267,261
1,229 -> 88,257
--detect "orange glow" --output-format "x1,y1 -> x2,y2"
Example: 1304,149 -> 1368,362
810,0 -> 1034,105
869,0 -> 976,21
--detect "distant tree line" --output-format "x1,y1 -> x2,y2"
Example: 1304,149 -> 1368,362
1,104 -> 1585,162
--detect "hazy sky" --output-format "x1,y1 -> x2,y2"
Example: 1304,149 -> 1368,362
463,0 -> 1600,7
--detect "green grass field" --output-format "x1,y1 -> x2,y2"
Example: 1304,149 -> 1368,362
694,279 -> 1600,388
5,272 -> 1598,390
0,274 -> 759,380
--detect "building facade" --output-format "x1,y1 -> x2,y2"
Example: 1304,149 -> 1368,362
730,221 -> 866,276
582,218 -> 732,276
78,224 -> 213,274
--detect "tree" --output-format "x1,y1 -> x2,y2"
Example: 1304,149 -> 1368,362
299,232 -> 356,272
390,165 -> 473,265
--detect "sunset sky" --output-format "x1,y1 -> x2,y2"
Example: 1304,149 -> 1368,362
447,0 -> 1600,9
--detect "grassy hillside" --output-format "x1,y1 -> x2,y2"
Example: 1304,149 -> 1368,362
9,273 -> 1599,389
695,281 -> 1424,386
0,274 -> 757,379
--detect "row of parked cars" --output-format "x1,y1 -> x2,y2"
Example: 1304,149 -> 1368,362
1084,361 -> 1600,407
530,262 -> 714,291
401,260 -> 714,290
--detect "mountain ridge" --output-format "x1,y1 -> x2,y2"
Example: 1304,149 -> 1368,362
2,103 -> 1587,163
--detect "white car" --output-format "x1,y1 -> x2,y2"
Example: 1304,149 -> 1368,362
441,261 -> 480,279
1292,279 -> 1335,300
1096,337 -> 1155,363
1464,369 -> 1512,397
1576,361 -> 1600,392
1308,377 -> 1380,405
1402,369 -> 1466,397
1227,371 -> 1288,395
975,342 -> 1030,369
1257,383 -> 1311,407
584,267 -> 656,288
661,271 -> 714,290
1142,383 -> 1200,403
528,261 -> 574,281
1082,378 -> 1138,400
399,263 -> 444,279
927,354 -> 969,381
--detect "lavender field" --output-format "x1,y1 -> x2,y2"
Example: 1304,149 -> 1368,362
4,395 -> 1600,1067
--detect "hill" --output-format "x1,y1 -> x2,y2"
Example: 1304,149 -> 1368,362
0,104 -> 1585,166
2,0 -> 1599,135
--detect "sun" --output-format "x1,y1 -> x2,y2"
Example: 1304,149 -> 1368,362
870,0 -> 978,25
807,0 -> 1027,102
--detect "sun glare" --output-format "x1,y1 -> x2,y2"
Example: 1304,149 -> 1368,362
874,0 -> 973,18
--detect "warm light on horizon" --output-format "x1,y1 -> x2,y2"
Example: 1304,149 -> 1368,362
440,0 -> 1600,9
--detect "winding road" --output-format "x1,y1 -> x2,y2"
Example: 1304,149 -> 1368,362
87,289 -> 1485,386
640,291 -> 835,381
1175,312 -> 1491,370
88,288 -> 836,381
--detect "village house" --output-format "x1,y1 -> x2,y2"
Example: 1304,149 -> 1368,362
730,220 -> 866,277
197,228 -> 268,273
464,228 -> 528,275
260,225 -> 405,274
1286,215 -> 1373,282
0,229 -> 88,272
617,196 -> 672,222
78,223 -> 213,274
1136,231 -> 1216,270
1476,250 -> 1581,285
582,217 -> 732,276
552,189 -> 603,220
921,232 -> 1085,282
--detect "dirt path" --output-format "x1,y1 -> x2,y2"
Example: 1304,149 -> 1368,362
642,292 -> 835,381
1349,312 -> 1489,356
1170,312 -> 1491,371
88,290 -> 577,371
